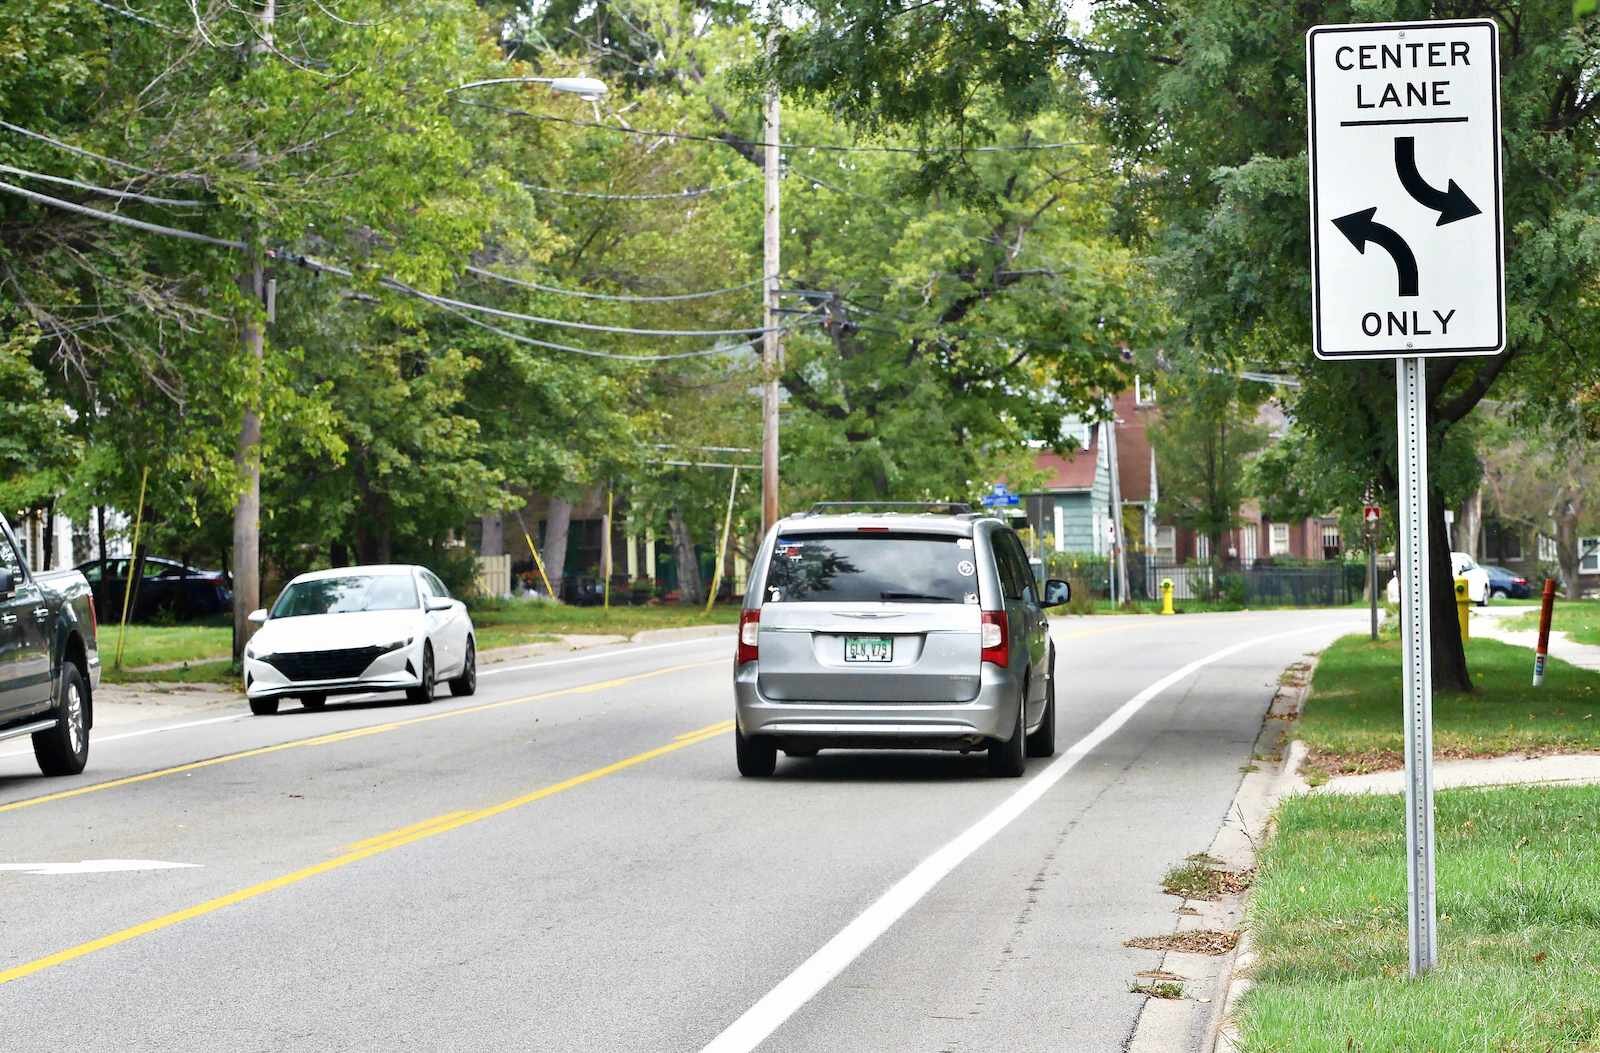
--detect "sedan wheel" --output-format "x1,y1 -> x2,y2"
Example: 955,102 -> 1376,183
406,646 -> 436,704
448,640 -> 477,697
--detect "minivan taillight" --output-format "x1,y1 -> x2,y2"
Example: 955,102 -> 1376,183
981,610 -> 1008,667
737,609 -> 760,665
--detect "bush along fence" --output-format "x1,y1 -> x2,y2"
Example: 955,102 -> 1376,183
1044,552 -> 1394,608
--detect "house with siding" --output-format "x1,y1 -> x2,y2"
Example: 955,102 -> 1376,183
1019,386 -> 1158,559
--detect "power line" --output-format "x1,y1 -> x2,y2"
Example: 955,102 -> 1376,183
0,121 -> 201,184
458,103 -> 1094,155
85,0 -> 178,31
0,162 -> 207,208
405,288 -> 780,337
519,175 -> 759,201
0,178 -> 243,249
466,265 -> 766,304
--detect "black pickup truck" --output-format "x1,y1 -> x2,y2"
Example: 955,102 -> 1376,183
0,512 -> 100,776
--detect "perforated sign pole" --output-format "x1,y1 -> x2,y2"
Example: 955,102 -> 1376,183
1396,356 -> 1437,974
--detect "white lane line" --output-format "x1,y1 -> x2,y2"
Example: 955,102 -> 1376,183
0,640 -> 730,759
700,622 -> 1356,1053
0,859 -> 201,875
479,634 -> 730,678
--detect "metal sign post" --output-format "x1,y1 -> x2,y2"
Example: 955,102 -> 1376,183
1307,18 -> 1505,976
1396,357 -> 1437,973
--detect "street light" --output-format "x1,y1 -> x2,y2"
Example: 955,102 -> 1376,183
448,76 -> 609,101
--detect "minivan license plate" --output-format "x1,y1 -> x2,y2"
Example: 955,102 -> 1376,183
844,636 -> 892,663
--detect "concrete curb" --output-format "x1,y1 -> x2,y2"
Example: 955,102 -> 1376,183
1126,651 -> 1322,1053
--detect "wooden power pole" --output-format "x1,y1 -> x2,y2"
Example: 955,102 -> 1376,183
760,54 -> 782,536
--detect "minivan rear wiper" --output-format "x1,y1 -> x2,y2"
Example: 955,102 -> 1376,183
879,592 -> 959,603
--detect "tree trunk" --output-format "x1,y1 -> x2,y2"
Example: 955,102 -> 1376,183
97,505 -> 107,568
330,540 -> 348,568
669,505 -> 704,605
1457,486 -> 1483,560
543,497 -> 573,599
351,459 -> 392,564
1428,490 -> 1471,693
480,514 -> 504,557
1556,508 -> 1581,598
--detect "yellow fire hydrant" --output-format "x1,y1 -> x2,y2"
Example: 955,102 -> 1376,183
1160,578 -> 1175,616
1455,576 -> 1471,642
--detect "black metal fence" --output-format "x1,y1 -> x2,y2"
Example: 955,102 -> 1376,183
1047,553 -> 1396,607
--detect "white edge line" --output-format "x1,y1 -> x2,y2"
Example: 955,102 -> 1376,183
699,621 -> 1358,1053
1,637 -> 731,759
478,634 -> 730,677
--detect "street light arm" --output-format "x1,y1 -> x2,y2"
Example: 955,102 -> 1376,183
447,76 -> 608,99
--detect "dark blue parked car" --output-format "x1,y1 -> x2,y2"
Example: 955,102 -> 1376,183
77,556 -> 232,622
1482,564 -> 1532,600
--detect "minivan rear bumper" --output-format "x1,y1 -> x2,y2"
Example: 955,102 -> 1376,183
733,660 -> 1020,749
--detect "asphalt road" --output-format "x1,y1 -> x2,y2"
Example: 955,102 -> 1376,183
0,609 -> 1359,1052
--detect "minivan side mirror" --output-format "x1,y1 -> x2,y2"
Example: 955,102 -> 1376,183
1042,579 -> 1071,607
247,608 -> 269,625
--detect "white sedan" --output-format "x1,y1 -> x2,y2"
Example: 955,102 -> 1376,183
243,565 -> 476,715
1386,552 -> 1491,607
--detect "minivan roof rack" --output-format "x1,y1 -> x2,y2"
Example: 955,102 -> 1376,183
805,501 -> 974,516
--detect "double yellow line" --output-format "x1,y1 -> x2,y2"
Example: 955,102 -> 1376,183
0,659 -> 725,816
0,718 -> 735,986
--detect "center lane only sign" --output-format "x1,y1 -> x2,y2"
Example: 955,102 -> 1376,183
1306,19 -> 1504,359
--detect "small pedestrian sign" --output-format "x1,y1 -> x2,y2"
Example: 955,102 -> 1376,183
1306,19 -> 1504,359
981,484 -> 1020,508
1364,504 -> 1382,524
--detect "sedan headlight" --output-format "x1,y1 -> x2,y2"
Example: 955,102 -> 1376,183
380,638 -> 414,653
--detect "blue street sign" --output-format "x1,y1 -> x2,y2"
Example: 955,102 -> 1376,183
981,484 -> 1020,508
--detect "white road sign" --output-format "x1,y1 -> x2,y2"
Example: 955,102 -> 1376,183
1307,19 -> 1504,360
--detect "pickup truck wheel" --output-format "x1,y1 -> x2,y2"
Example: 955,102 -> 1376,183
987,685 -> 1027,778
249,697 -> 280,716
33,663 -> 89,776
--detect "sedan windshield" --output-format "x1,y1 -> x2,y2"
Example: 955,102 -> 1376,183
271,575 -> 418,618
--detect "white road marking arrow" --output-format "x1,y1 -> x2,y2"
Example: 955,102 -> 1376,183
0,859 -> 201,876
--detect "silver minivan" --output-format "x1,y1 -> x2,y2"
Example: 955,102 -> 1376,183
732,506 -> 1069,777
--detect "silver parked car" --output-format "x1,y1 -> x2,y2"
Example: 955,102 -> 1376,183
732,505 -> 1069,778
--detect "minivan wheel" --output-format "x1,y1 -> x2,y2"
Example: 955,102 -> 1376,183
1026,651 -> 1057,759
33,663 -> 89,776
736,725 -> 777,777
987,688 -> 1027,778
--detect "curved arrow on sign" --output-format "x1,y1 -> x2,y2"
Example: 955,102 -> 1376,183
1333,208 -> 1419,297
1395,137 -> 1481,227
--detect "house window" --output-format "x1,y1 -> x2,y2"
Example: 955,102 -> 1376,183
1269,523 -> 1291,556
1242,526 -> 1259,566
1155,526 -> 1176,561
1321,522 -> 1341,557
1053,505 -> 1067,553
1135,376 -> 1156,406
1582,537 -> 1600,575
1500,531 -> 1523,561
1195,535 -> 1211,561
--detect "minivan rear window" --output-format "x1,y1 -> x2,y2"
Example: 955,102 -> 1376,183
764,533 -> 976,604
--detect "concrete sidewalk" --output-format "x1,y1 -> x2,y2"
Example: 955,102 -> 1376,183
1472,605 -> 1600,671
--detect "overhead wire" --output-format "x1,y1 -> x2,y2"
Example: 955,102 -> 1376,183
454,103 -> 1094,155
0,179 -> 244,249
0,120 -> 202,184
466,265 -> 766,304
0,163 -> 208,208
519,175 -> 759,200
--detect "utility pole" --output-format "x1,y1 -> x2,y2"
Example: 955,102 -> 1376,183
232,0 -> 274,662
1103,398 -> 1130,606
760,36 -> 782,536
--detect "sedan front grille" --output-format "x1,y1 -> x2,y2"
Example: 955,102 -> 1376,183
265,646 -> 387,682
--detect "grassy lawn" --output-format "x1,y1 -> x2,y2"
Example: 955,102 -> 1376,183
1240,784 -> 1600,1051
466,599 -> 739,647
102,621 -> 232,670
1299,635 -> 1600,779
104,659 -> 238,686
1503,600 -> 1600,645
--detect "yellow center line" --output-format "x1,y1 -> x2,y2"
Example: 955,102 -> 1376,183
676,719 -> 735,740
0,721 -> 733,987
0,658 -> 727,816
